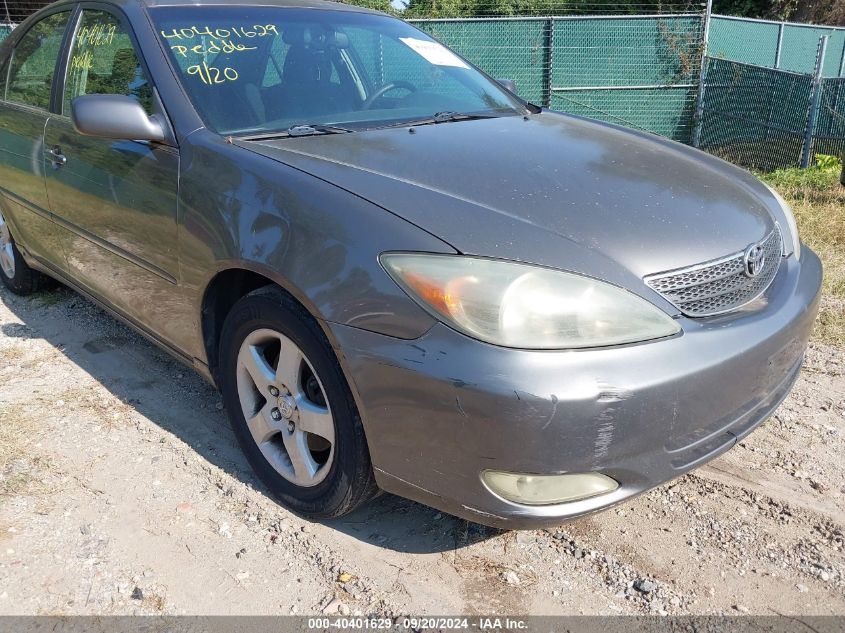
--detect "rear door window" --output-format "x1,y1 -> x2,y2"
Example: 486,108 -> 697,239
6,11 -> 71,109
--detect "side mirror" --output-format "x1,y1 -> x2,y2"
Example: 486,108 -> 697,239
496,78 -> 517,95
71,94 -> 166,143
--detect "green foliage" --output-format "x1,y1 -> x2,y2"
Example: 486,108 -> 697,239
712,0 -> 844,26
336,0 -> 397,14
763,154 -> 842,191
401,0 -> 656,18
815,153 -> 842,170
712,0 -> 797,21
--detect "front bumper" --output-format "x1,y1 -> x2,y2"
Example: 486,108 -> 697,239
329,249 -> 823,528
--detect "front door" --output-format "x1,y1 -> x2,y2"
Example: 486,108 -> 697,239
44,6 -> 180,344
0,10 -> 73,275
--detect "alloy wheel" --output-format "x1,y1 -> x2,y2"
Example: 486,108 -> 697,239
0,210 -> 15,279
235,328 -> 335,487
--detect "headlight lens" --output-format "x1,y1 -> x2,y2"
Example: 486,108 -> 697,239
764,184 -> 801,261
381,254 -> 680,349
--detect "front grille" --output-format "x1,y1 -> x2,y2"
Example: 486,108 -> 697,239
644,227 -> 783,317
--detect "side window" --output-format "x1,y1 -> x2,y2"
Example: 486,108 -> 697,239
6,12 -> 71,109
64,10 -> 153,115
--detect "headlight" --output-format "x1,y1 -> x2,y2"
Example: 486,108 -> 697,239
764,184 -> 801,261
381,254 -> 680,349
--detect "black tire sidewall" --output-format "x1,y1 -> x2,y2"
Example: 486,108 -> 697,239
219,289 -> 371,518
0,237 -> 36,295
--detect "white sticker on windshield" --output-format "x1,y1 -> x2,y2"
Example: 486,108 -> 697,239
399,37 -> 470,69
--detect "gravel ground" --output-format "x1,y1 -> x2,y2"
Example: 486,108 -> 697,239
0,283 -> 843,616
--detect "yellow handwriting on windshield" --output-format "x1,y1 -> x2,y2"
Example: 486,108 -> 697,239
170,39 -> 257,57
160,24 -> 278,40
160,24 -> 276,85
187,61 -> 239,85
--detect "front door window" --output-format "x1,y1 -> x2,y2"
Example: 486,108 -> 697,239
63,10 -> 154,115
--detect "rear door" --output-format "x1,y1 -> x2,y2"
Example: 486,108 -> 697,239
0,9 -> 73,274
44,5 -> 180,342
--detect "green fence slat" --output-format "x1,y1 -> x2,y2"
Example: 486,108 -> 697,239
708,17 -> 780,68
709,16 -> 845,78
551,87 -> 696,140
552,16 -> 703,87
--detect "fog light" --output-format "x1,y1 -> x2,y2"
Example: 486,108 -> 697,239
481,470 -> 618,506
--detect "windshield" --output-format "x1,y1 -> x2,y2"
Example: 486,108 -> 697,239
150,7 -> 525,136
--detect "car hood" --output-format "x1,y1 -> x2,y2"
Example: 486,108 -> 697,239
237,112 -> 780,301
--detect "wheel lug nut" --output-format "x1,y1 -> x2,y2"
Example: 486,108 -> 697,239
271,408 -> 282,421
287,421 -> 295,432
269,386 -> 279,397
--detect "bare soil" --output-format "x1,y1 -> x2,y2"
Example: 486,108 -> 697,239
0,283 -> 843,616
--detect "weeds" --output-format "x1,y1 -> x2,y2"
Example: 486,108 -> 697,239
762,155 -> 845,347
0,403 -> 48,497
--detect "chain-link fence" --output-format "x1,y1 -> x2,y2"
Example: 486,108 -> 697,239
815,78 -> 845,159
696,58 -> 815,170
412,11 -> 707,142
697,18 -> 845,171
1,0 -> 49,28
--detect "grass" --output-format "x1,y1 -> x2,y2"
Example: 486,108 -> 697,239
761,155 -> 845,348
0,403 -> 46,497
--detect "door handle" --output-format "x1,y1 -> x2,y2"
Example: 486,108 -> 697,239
46,145 -> 67,168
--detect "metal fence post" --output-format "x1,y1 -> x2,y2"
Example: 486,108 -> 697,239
774,22 -> 784,69
801,35 -> 829,168
839,42 -> 845,77
542,17 -> 554,109
691,0 -> 713,147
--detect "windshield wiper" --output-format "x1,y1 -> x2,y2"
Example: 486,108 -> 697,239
378,111 -> 501,130
238,124 -> 354,141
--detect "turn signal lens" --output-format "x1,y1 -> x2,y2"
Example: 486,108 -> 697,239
481,470 -> 619,506
764,184 -> 801,261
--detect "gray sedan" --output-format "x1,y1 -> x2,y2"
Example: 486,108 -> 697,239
0,0 -> 822,528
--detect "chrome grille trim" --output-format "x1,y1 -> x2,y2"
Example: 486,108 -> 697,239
644,227 -> 783,317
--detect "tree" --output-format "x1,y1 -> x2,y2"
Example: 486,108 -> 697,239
712,0 -> 843,25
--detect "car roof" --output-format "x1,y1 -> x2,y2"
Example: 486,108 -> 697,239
38,0 -> 383,15
140,0 -> 381,13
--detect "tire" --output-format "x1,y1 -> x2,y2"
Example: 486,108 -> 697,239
0,209 -> 53,296
219,285 -> 378,519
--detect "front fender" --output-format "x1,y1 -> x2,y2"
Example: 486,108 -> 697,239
177,131 -> 454,360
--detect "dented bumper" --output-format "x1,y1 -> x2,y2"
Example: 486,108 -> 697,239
329,249 -> 822,528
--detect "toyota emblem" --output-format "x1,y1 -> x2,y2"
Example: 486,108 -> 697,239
743,242 -> 766,278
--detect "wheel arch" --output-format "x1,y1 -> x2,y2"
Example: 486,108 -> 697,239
201,264 -> 315,385
200,263 -> 382,480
